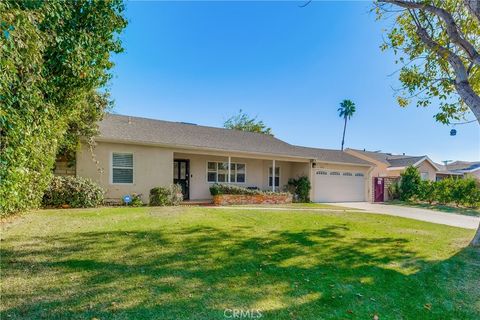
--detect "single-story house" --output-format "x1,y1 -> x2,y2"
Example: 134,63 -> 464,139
435,161 -> 480,181
344,148 -> 440,202
70,114 -> 375,203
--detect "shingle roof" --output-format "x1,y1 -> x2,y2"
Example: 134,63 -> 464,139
446,161 -> 480,171
347,149 -> 429,168
294,146 -> 372,165
97,114 -> 371,166
387,156 -> 426,168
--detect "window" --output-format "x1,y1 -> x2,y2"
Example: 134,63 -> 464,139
207,161 -> 246,183
112,153 -> 133,184
355,173 -> 364,177
268,167 -> 280,187
316,171 -> 328,175
343,172 -> 353,176
421,172 -> 429,180
329,172 -> 340,176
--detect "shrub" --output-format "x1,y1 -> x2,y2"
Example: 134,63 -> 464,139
435,178 -> 454,204
287,176 -> 311,202
209,184 -> 289,196
42,176 -> 104,208
399,166 -> 421,201
387,181 -> 401,200
210,184 -> 261,196
122,193 -> 144,207
458,178 -> 480,208
149,184 -> 183,206
418,180 -> 436,204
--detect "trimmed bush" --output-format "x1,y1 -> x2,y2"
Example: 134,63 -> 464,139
458,178 -> 480,208
287,176 -> 311,202
435,178 -> 454,205
149,184 -> 183,206
418,180 -> 436,204
42,176 -> 104,208
399,166 -> 421,201
209,184 -> 289,196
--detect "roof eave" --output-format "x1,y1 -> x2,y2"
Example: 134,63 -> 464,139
93,137 -> 314,161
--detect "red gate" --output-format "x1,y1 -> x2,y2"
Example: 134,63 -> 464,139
374,177 -> 384,202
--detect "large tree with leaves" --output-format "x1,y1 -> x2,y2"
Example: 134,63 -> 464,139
224,109 -> 273,135
376,0 -> 480,246
0,1 -> 127,215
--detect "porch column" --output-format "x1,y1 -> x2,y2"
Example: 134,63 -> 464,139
272,159 -> 276,192
228,156 -> 231,184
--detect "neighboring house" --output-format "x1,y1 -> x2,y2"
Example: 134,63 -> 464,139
344,149 -> 440,202
436,161 -> 480,181
74,114 -> 374,203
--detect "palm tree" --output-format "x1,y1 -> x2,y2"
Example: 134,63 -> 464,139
338,99 -> 356,151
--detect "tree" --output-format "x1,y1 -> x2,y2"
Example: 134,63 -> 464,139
337,99 -> 356,151
223,109 -> 273,135
0,1 -> 127,215
376,0 -> 480,245
399,166 -> 422,200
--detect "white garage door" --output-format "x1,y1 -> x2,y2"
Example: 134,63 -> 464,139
313,170 -> 365,202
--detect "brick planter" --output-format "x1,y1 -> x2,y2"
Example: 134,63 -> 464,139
212,194 -> 292,206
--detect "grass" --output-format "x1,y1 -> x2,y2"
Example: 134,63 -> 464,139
1,206 -> 479,319
387,200 -> 480,217
230,202 -> 353,210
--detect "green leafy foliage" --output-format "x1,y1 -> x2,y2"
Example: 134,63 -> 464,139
149,185 -> 183,206
209,184 -> 289,196
388,181 -> 401,200
223,109 -> 273,135
435,178 -> 454,204
376,0 -> 479,123
0,1 -> 127,215
122,193 -> 144,207
399,166 -> 421,201
397,176 -> 480,208
418,180 -> 436,204
42,176 -> 104,208
287,176 -> 311,203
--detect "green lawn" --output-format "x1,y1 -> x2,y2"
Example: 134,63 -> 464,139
1,207 -> 479,319
230,202 -> 353,210
387,200 -> 480,217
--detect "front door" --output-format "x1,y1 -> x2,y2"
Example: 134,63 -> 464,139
173,160 -> 189,200
374,177 -> 384,202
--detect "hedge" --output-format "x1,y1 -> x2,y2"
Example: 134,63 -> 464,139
42,176 -> 104,208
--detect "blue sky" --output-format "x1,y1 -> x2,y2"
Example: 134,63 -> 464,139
109,1 -> 479,162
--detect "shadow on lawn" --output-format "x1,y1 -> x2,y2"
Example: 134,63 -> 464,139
1,225 -> 479,319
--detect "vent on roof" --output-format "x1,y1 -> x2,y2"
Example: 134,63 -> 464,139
179,122 -> 197,126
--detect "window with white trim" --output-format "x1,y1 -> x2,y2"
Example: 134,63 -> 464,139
207,161 -> 246,183
112,153 -> 133,184
268,167 -> 280,187
355,173 -> 364,177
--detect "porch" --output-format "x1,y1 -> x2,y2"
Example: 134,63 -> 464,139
172,151 -> 311,200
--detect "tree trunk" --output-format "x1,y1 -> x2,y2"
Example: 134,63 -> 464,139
341,116 -> 347,151
471,222 -> 480,246
454,80 -> 480,123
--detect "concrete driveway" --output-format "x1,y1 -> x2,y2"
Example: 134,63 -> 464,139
332,202 -> 480,230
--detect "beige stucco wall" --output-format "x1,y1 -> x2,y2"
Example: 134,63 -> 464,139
416,161 -> 437,181
76,142 -> 173,203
